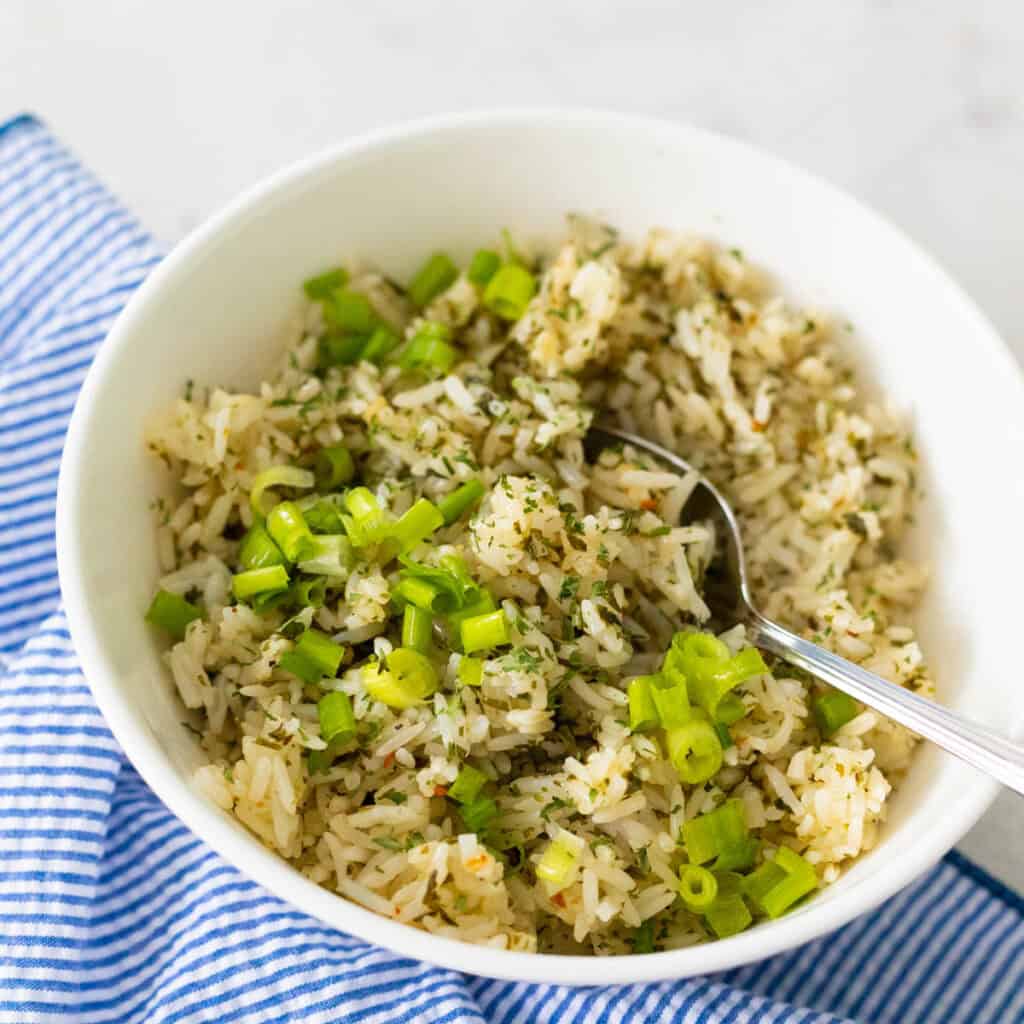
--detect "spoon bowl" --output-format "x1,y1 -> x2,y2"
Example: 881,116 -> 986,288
588,423 -> 1024,797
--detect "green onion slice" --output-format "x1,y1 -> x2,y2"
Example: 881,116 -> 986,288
482,264 -> 537,321
392,498 -> 444,552
362,648 -> 438,709
401,604 -> 432,654
407,252 -> 458,308
757,847 -> 818,918
650,677 -> 691,729
678,864 -> 718,912
317,690 -> 356,744
232,565 -> 290,602
459,795 -> 498,834
467,249 -> 501,287
249,465 -> 315,518
437,479 -> 485,525
294,628 -> 344,678
238,523 -> 286,570
303,266 -> 348,300
266,501 -> 315,563
448,764 -> 488,804
704,894 -> 753,938
682,799 -> 748,866
315,445 -> 356,490
361,324 -> 400,364
665,716 -> 723,784
535,831 -> 583,891
812,690 -> 859,737
460,609 -> 509,654
325,289 -> 377,334
297,534 -> 353,577
457,656 -> 484,688
145,589 -> 201,640
627,675 -> 660,733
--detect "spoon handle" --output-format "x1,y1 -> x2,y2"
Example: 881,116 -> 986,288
748,613 -> 1024,797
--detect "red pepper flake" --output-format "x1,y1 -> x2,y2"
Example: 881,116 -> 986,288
752,421 -> 766,433
433,785 -> 449,798
640,498 -> 658,511
551,891 -> 566,908
382,751 -> 396,769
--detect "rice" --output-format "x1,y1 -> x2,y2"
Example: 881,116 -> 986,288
149,219 -> 932,955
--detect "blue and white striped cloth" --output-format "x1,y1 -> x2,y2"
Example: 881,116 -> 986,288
0,113 -> 1020,1024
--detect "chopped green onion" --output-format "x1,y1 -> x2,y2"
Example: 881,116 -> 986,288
238,523 -> 286,570
362,648 -> 438,708
303,266 -> 348,300
704,894 -> 752,938
460,609 -> 508,654
448,764 -> 488,804
437,479 -> 485,525
315,445 -> 356,490
457,656 -> 484,688
251,588 -> 295,613
145,589 -> 201,640
300,495 -> 346,534
402,604 -> 432,653
295,628 -> 344,678
407,252 -> 458,308
291,576 -> 327,608
232,565 -> 289,602
467,249 -> 501,287
651,677 -> 691,729
627,675 -> 660,732
682,799 -> 748,866
674,632 -> 767,718
342,487 -> 389,546
392,498 -> 444,551
678,864 -> 718,912
361,324 -> 400,364
758,847 -> 818,918
715,692 -> 748,725
318,331 -> 367,367
713,837 -> 760,872
325,289 -> 377,333
714,721 -> 734,750
344,487 -> 381,522
483,264 -> 537,321
393,576 -> 445,613
460,795 -> 498,834
741,860 -> 787,908
397,553 -> 482,612
665,717 -> 723,784
669,631 -> 729,690
632,920 -> 655,954
535,832 -> 582,891
266,501 -> 314,562
437,555 -> 476,598
278,649 -> 321,684
297,534 -> 353,577
249,465 -> 315,518
446,590 -> 497,632
398,322 -> 457,375
318,691 -> 356,744
813,690 -> 859,737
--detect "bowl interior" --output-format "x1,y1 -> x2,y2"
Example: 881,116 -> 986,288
58,111 -> 1023,984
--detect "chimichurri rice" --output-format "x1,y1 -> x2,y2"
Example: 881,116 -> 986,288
145,220 -> 930,954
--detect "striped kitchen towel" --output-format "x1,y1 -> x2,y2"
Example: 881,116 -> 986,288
0,112 -> 1021,1024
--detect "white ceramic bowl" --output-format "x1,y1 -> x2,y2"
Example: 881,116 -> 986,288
57,110 -> 1024,985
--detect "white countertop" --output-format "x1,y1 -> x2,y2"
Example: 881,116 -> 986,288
2,1 -> 1021,891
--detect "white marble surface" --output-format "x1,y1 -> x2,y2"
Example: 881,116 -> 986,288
2,1 -> 1021,890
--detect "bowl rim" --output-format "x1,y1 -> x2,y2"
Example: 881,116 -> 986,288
56,107 -> 1017,985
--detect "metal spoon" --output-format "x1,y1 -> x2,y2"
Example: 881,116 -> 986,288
587,423 -> 1024,797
